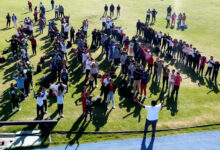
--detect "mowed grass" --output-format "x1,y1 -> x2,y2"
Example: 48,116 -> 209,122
0,0 -> 220,145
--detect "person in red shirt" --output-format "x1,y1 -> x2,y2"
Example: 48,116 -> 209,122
28,1 -> 32,12
81,86 -> 87,115
171,72 -> 182,98
29,37 -> 37,55
34,11 -> 38,23
107,79 -> 116,109
147,54 -> 154,74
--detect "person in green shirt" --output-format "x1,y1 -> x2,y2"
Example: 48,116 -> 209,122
6,83 -> 24,111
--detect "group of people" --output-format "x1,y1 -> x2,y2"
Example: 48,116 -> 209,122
104,4 -> 121,17
166,5 -> 187,29
2,2 -> 219,138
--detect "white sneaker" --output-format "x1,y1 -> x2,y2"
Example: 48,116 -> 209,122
144,96 -> 147,99
95,85 -> 98,88
107,106 -> 109,110
112,106 -> 116,109
61,114 -> 64,118
12,109 -> 15,112
18,107 -> 21,111
45,111 -> 48,114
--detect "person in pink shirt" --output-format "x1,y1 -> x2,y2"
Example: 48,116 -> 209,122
171,72 -> 182,98
199,56 -> 207,76
171,13 -> 176,27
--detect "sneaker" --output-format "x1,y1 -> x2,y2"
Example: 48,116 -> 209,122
18,107 -> 21,111
107,106 -> 109,110
139,95 -> 142,99
45,111 -> 48,114
112,106 -> 116,109
61,114 -> 64,118
144,96 -> 147,99
95,85 -> 98,88
12,109 -> 15,112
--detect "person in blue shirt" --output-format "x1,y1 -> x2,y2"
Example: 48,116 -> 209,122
140,70 -> 149,99
13,73 -> 27,98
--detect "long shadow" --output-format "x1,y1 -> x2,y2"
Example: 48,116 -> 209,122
66,114 -> 84,139
205,78 -> 219,94
149,81 -> 160,96
66,120 -> 91,147
92,104 -> 112,131
0,89 -> 18,121
141,137 -> 155,150
164,96 -> 178,116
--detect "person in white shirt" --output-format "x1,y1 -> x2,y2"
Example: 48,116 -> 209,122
55,90 -> 66,118
101,16 -> 106,30
34,92 -> 44,119
41,87 -> 48,114
137,98 -> 165,138
85,56 -> 91,81
205,56 -> 215,78
60,41 -> 68,60
167,69 -> 176,94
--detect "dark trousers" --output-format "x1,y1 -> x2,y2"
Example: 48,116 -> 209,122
7,20 -> 11,27
205,67 -> 213,77
37,105 -> 44,119
92,73 -> 98,85
152,71 -> 157,81
212,71 -> 218,82
55,12 -> 58,18
172,85 -> 179,97
11,96 -> 20,109
58,104 -> 63,116
85,69 -> 90,82
144,119 -> 158,137
199,66 -> 204,76
70,35 -> 74,43
43,100 -> 47,112
85,105 -> 92,121
163,76 -> 168,88
32,45 -> 37,55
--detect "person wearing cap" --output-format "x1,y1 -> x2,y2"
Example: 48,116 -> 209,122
137,99 -> 165,138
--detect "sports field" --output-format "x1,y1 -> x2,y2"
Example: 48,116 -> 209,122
0,0 -> 220,146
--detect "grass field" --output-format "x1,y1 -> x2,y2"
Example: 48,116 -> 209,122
0,0 -> 220,147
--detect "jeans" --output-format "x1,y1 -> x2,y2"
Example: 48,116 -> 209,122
168,81 -> 174,93
107,92 -> 115,108
144,119 -> 158,137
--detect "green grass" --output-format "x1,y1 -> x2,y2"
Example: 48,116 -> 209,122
0,0 -> 220,147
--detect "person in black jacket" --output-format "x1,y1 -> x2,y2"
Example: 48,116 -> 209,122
61,68 -> 69,92
91,29 -> 97,47
167,5 -> 172,16
70,26 -> 75,43
110,4 -> 115,17
151,9 -> 157,23
104,4 -> 108,16
212,61 -> 219,83
117,4 -> 121,17
132,65 -> 143,94
51,0 -> 55,10
6,13 -> 11,28
136,19 -> 142,35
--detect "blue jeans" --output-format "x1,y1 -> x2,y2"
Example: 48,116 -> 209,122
107,92 -> 115,108
144,119 -> 158,137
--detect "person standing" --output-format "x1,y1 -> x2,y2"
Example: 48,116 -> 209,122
7,83 -> 23,111
81,86 -> 88,115
166,14 -> 171,28
171,13 -> 176,27
110,4 -> 115,17
55,6 -> 59,18
205,56 -> 215,78
34,92 -> 44,119
162,65 -> 169,89
151,9 -> 157,23
136,19 -> 142,35
137,99 -> 165,138
146,9 -> 151,23
41,87 -> 48,114
117,4 -> 121,17
51,0 -> 55,10
199,56 -> 207,76
157,60 -> 163,83
6,13 -> 11,28
13,73 -> 27,98
55,90 -> 66,118
5,36 -> 18,60
28,1 -> 33,12
171,72 -> 182,98
107,79 -> 116,109
61,68 -> 69,92
212,61 -> 220,83
85,92 -> 94,121
29,37 -> 37,55
104,4 -> 108,16
12,14 -> 17,27
177,13 -> 182,29
167,69 -> 176,95
132,65 -> 143,94
70,27 -> 75,43
34,11 -> 38,22
167,5 -> 172,16
140,70 -> 149,99
182,13 -> 186,27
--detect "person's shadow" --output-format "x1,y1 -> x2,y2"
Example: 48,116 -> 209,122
141,137 -> 155,150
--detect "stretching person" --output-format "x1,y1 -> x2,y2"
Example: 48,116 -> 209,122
55,89 -> 66,118
34,91 -> 44,119
137,98 -> 165,138
205,56 -> 215,78
171,72 -> 182,98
